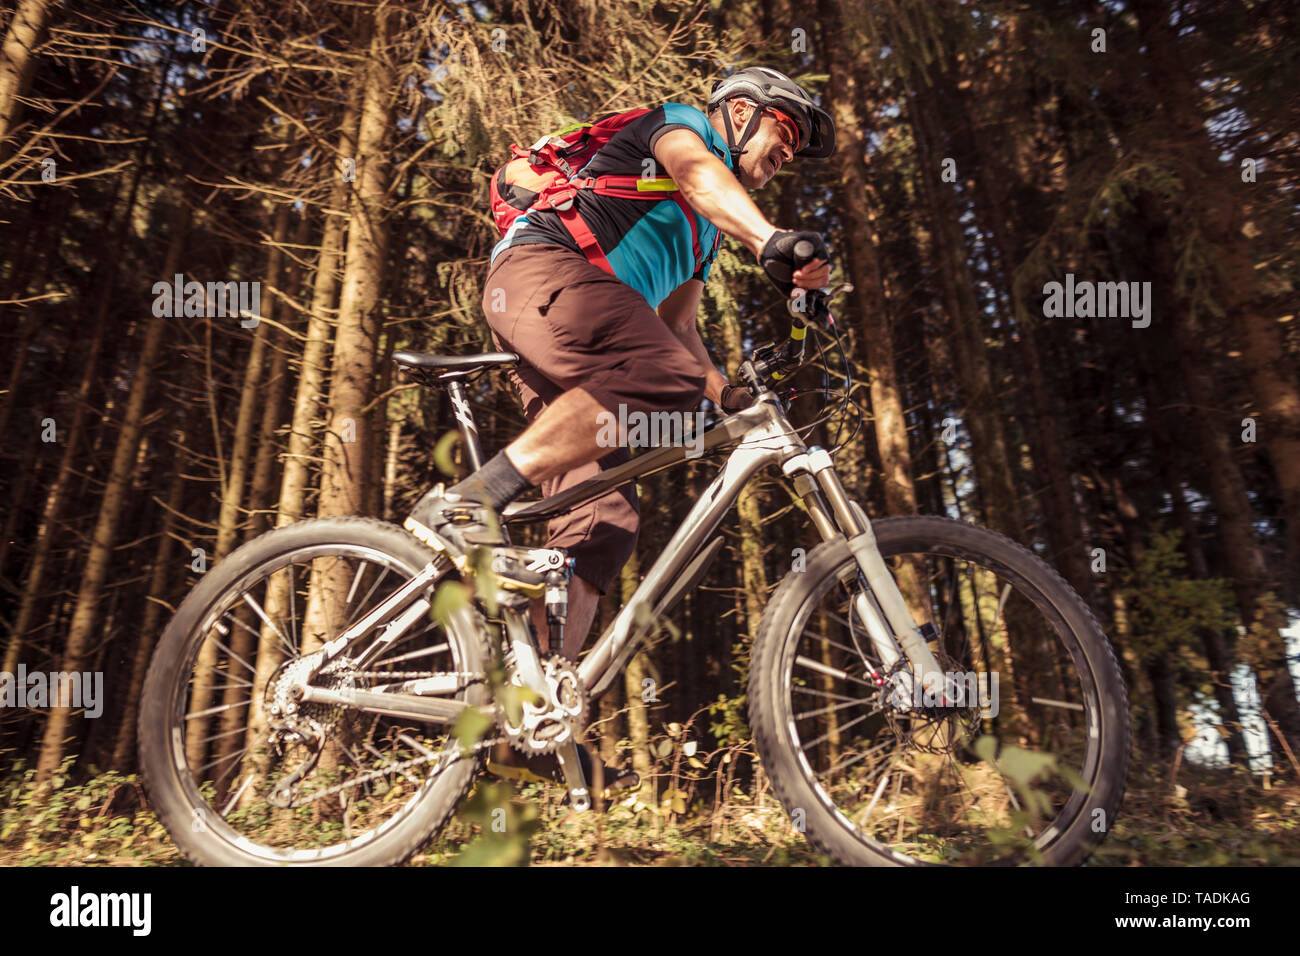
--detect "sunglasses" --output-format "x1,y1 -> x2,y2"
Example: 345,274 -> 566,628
764,107 -> 802,153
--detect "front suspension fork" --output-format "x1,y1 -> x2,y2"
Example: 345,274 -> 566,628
789,448 -> 945,702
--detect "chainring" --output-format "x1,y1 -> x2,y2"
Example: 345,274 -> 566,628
498,655 -> 589,757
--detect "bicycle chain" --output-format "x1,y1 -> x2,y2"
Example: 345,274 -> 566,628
275,735 -> 498,808
261,654 -> 582,807
350,671 -> 484,682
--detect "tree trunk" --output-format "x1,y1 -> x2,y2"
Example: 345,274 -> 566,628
213,203 -> 291,560
317,7 -> 398,523
109,426 -> 189,770
1112,471 -> 1182,761
825,2 -> 918,520
1171,304 -> 1300,765
620,554 -> 653,799
0,0 -> 52,159
245,210 -> 311,538
205,203 -> 295,780
34,201 -> 191,780
1133,0 -> 1300,588
3,62 -> 162,672
906,79 -> 1025,543
1145,365 -> 1250,765
3,319 -> 103,673
241,89 -> 364,778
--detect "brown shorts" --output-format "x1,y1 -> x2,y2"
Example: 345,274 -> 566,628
481,242 -> 707,594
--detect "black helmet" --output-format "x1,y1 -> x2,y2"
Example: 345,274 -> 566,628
708,66 -> 836,161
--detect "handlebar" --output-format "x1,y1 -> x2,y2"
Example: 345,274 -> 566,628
739,281 -> 853,394
727,239 -> 858,449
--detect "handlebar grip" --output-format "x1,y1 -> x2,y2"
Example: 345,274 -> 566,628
792,239 -> 816,268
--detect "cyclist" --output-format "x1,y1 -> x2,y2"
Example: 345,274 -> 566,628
407,66 -> 836,789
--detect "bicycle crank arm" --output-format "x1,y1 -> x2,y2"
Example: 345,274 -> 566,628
502,607 -> 551,701
297,685 -> 479,723
554,739 -> 591,812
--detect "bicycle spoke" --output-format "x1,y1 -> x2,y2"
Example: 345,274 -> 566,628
780,537 -> 1102,865
794,655 -> 880,692
242,593 -> 294,659
157,532 -> 482,863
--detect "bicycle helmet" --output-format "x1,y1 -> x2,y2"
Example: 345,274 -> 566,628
707,66 -> 836,162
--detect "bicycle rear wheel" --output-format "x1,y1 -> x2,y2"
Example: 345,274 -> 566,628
751,515 -> 1130,866
138,517 -> 491,866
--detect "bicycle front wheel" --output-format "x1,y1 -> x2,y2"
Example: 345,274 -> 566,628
751,515 -> 1130,866
138,517 -> 491,866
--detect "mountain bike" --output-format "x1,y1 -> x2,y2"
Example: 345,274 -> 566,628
138,282 -> 1130,866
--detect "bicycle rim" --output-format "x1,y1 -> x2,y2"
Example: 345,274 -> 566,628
777,537 -> 1106,864
161,540 -> 484,862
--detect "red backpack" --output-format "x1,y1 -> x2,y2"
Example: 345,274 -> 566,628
489,108 -> 718,276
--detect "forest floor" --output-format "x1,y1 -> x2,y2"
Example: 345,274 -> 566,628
1,757 -> 1296,866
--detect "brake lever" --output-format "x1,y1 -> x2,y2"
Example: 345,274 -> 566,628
787,282 -> 853,329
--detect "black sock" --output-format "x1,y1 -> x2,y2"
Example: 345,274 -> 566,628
448,449 -> 531,511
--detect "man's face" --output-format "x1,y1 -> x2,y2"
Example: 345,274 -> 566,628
725,99 -> 799,189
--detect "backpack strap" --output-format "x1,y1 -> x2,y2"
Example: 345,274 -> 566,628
694,228 -> 722,281
531,181 -> 614,274
586,175 -> 706,267
669,193 -> 703,264
530,175 -> 712,276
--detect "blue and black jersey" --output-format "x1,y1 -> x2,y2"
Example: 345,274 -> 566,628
490,102 -> 734,309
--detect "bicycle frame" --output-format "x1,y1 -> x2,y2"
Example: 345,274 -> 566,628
490,391 -> 946,699
299,380 -> 946,723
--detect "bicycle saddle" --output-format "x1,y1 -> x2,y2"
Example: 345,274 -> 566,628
393,350 -> 520,380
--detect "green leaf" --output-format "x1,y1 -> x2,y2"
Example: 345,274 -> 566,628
1056,764 -> 1092,795
452,705 -> 493,753
450,833 -> 527,867
989,743 -> 1057,790
468,544 -> 498,616
431,580 -> 469,628
498,681 -> 541,727
433,430 -> 463,478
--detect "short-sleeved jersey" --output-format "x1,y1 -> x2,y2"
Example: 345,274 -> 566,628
490,103 -> 733,309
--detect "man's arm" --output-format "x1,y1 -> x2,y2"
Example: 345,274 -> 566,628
654,128 -> 775,257
652,125 -> 830,404
657,278 -> 727,405
653,127 -> 829,286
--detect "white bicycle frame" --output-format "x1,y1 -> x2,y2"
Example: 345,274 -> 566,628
296,393 -> 945,727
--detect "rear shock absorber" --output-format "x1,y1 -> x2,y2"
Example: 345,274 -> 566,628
545,564 -> 571,652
